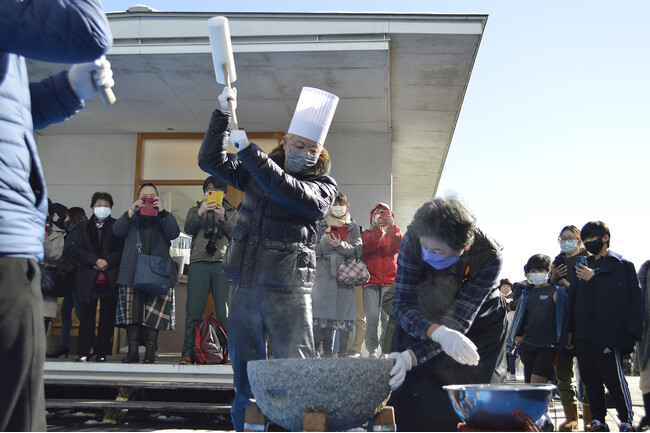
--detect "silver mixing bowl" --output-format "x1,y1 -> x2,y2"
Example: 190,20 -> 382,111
443,383 -> 556,429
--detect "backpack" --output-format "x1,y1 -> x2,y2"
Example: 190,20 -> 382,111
190,314 -> 229,365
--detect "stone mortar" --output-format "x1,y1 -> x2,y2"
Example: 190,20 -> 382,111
248,357 -> 393,431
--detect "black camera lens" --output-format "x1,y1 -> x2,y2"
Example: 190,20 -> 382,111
206,234 -> 219,254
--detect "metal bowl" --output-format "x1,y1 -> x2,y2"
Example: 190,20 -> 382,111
443,383 -> 556,429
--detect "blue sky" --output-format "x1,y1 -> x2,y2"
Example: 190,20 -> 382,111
102,0 -> 650,282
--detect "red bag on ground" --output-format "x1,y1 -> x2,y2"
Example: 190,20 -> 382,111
190,314 -> 229,365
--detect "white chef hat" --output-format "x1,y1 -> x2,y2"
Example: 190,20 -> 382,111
287,87 -> 339,145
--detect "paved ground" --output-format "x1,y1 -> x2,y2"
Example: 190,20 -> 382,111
536,373 -> 644,432
45,369 -> 647,431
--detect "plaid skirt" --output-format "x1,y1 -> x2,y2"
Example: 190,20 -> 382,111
115,285 -> 175,331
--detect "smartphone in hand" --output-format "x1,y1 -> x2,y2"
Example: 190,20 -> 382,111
141,197 -> 158,216
575,256 -> 588,268
330,226 -> 349,242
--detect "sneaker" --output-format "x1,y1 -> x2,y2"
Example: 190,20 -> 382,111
620,423 -> 637,432
636,416 -> 650,431
179,356 -> 192,364
368,350 -> 377,359
346,350 -> 361,358
587,421 -> 610,432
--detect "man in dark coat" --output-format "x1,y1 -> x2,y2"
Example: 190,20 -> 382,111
0,1 -> 113,430
198,86 -> 339,431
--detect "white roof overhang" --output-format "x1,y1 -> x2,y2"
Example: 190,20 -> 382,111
27,11 -> 486,227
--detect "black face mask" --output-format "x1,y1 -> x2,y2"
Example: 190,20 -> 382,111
584,238 -> 605,255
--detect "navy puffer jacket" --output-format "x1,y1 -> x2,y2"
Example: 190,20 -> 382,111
0,0 -> 112,260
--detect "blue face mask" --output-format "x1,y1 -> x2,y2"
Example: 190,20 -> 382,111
421,246 -> 460,270
287,148 -> 318,174
559,240 -> 578,254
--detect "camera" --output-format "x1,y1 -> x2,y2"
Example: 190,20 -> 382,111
205,226 -> 224,254
206,234 -> 218,254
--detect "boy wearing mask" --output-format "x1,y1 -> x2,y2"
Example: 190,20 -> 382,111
507,254 -> 568,431
566,221 -> 642,432
507,254 -> 567,385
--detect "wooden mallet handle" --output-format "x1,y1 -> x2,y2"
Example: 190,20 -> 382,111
222,63 -> 238,129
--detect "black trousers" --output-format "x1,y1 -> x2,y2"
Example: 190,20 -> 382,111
575,339 -> 633,424
0,257 -> 46,431
77,292 -> 116,357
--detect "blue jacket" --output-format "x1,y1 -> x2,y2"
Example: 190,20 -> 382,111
0,0 -> 112,261
506,283 -> 567,353
568,250 -> 642,353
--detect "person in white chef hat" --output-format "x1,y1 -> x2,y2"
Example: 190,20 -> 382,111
198,86 -> 339,431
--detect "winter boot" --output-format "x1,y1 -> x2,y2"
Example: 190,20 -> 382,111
143,326 -> 159,364
583,403 -> 593,430
559,403 -> 579,431
122,341 -> 140,363
143,340 -> 157,364
338,330 -> 350,357
322,328 -> 333,358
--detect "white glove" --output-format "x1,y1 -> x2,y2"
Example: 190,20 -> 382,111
218,86 -> 237,112
229,130 -> 250,151
431,325 -> 480,366
68,55 -> 114,100
387,351 -> 413,390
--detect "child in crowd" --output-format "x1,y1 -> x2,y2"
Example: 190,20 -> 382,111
566,221 -> 641,432
508,254 -> 567,383
507,254 -> 568,431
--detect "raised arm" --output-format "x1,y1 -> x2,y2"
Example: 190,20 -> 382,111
198,109 -> 250,191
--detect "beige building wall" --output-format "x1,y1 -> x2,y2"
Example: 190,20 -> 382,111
36,134 -> 137,215
36,131 -> 396,231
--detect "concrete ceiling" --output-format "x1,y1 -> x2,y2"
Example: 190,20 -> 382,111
27,11 -> 486,227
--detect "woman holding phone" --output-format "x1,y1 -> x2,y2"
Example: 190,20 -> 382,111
113,182 -> 180,363
361,203 -> 403,358
312,192 -> 362,357
549,225 -> 591,431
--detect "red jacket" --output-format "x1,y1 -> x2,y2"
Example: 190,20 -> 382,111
361,203 -> 402,286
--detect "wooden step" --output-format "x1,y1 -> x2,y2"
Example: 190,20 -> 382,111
46,398 -> 231,413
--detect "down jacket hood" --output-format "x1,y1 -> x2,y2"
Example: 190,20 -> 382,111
369,202 -> 394,225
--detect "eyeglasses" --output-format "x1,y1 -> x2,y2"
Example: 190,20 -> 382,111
558,237 -> 578,243
284,136 -> 321,156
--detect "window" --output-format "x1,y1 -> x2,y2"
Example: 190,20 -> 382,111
135,132 -> 283,270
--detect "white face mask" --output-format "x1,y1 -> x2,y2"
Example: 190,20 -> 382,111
529,272 -> 548,286
94,206 -> 111,220
331,205 -> 347,218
